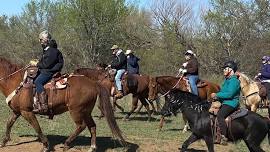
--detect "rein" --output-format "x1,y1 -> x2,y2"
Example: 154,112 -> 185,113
0,64 -> 31,81
156,74 -> 184,99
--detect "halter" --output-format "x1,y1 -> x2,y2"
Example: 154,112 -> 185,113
0,64 -> 31,81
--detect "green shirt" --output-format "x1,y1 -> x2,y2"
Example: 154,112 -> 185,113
216,75 -> 240,108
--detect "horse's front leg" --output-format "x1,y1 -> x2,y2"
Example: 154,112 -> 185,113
203,135 -> 214,152
182,115 -> 189,133
0,112 -> 20,147
180,133 -> 199,152
21,111 -> 49,152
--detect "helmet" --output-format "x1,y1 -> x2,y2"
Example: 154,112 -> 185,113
39,30 -> 51,41
223,61 -> 238,72
184,50 -> 195,56
262,56 -> 270,61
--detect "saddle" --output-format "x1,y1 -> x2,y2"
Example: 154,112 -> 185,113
183,78 -> 208,93
26,66 -> 68,118
256,82 -> 270,107
209,102 -> 248,144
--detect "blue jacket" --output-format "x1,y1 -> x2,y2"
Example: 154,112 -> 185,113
127,54 -> 140,74
259,64 -> 270,80
216,75 -> 240,108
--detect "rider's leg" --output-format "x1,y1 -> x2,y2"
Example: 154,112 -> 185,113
188,75 -> 199,95
216,104 -> 235,145
33,73 -> 52,113
114,69 -> 125,98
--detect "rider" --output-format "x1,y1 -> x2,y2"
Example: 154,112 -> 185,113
30,30 -> 64,113
180,50 -> 199,95
211,61 -> 240,145
125,49 -> 140,74
255,56 -> 270,100
109,45 -> 127,99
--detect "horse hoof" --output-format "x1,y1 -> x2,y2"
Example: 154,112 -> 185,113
87,145 -> 97,152
41,147 -> 49,152
63,145 -> 69,152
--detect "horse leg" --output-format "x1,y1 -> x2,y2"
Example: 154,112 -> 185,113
250,104 -> 258,112
123,95 -> 139,120
182,115 -> 189,133
244,139 -> 264,152
139,97 -> 152,121
135,103 -> 143,113
113,97 -> 124,112
84,115 -> 97,152
180,133 -> 199,152
21,111 -> 49,152
159,116 -> 165,131
64,111 -> 87,151
155,98 -> 161,113
203,135 -> 214,152
0,112 -> 20,147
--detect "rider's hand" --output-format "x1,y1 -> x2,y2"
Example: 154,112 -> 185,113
210,93 -> 217,100
29,59 -> 38,66
182,62 -> 188,67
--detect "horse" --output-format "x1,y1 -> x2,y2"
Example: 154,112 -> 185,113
73,68 -> 160,121
148,75 -> 220,132
161,89 -> 270,152
0,57 -> 125,152
237,72 -> 270,115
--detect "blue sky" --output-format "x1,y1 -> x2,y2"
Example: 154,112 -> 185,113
0,0 -> 209,16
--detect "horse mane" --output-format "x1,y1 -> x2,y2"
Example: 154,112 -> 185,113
0,57 -> 23,75
238,72 -> 254,84
169,89 -> 210,113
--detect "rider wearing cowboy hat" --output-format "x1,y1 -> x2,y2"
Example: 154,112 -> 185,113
125,49 -> 140,75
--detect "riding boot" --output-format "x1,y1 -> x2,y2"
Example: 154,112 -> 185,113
33,93 -> 41,113
115,90 -> 123,99
39,91 -> 48,114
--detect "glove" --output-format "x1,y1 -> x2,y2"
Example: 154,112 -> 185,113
182,62 -> 188,67
29,59 -> 39,66
178,68 -> 187,74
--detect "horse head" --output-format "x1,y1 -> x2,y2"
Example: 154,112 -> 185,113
148,76 -> 158,101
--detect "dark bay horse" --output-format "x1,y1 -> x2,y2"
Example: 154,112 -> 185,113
0,57 -> 125,152
148,76 -> 220,131
161,89 -> 270,152
73,68 -> 158,121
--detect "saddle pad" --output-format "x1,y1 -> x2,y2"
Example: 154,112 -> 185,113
228,108 -> 248,120
45,78 -> 68,89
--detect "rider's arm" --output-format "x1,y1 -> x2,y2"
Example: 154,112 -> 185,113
37,48 -> 58,69
216,78 -> 240,100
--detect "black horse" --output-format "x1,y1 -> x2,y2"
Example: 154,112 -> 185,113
161,89 -> 270,152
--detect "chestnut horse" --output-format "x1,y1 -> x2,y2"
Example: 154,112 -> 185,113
0,57 -> 125,152
238,72 -> 270,115
148,76 -> 220,132
73,68 -> 159,121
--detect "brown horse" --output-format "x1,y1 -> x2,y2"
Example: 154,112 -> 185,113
238,72 -> 270,114
0,57 -> 125,152
73,68 -> 159,121
148,75 -> 220,131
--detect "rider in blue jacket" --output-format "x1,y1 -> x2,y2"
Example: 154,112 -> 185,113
211,61 -> 240,145
255,56 -> 270,100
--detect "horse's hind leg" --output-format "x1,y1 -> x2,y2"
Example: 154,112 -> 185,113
113,97 -> 124,112
244,139 -> 264,152
21,111 -> 49,152
0,112 -> 20,147
139,97 -> 152,121
84,115 -> 97,152
123,95 -> 139,120
180,133 -> 199,152
64,110 -> 87,151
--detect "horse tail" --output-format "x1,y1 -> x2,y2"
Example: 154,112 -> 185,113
98,84 -> 126,146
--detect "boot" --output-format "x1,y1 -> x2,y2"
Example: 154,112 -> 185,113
33,93 -> 41,113
220,135 -> 228,145
115,90 -> 123,99
39,91 -> 48,114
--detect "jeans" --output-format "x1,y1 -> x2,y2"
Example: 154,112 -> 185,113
115,69 -> 125,91
188,75 -> 199,95
34,73 -> 52,93
217,104 -> 235,136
